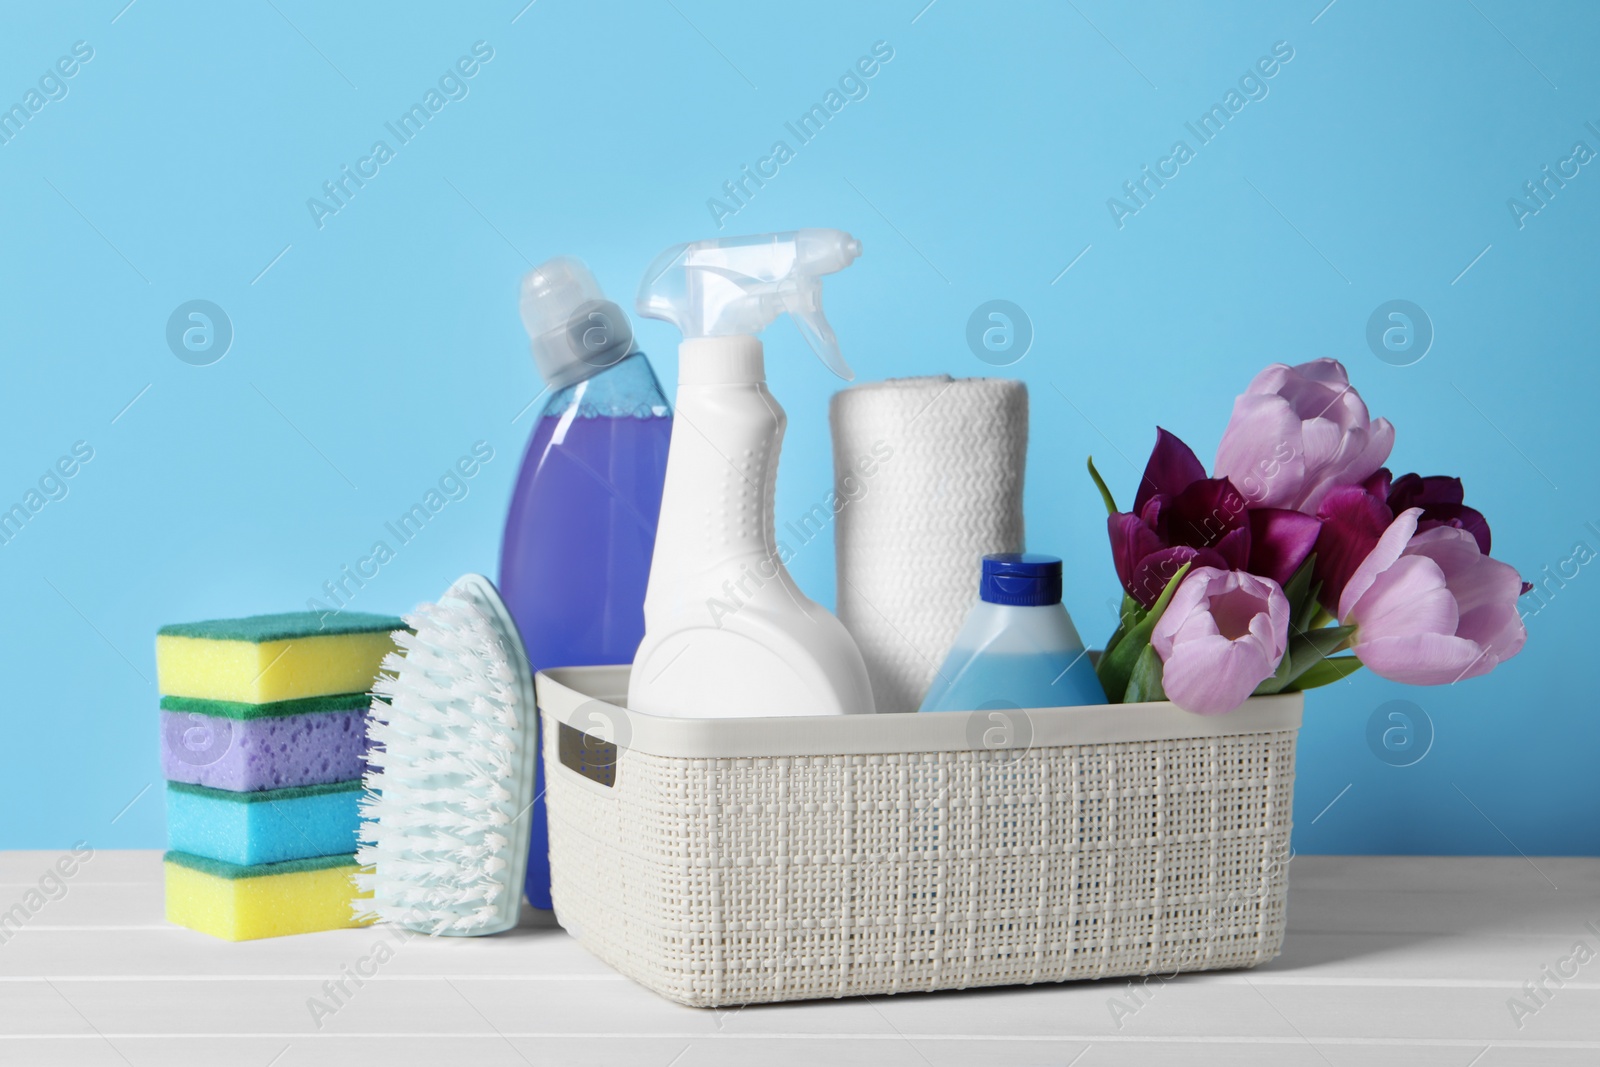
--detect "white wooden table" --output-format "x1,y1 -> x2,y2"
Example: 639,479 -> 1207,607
0,852 -> 1594,1066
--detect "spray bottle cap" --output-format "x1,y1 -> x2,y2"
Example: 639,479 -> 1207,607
519,256 -> 637,390
635,229 -> 862,380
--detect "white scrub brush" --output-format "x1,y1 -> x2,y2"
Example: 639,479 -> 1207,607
354,573 -> 537,936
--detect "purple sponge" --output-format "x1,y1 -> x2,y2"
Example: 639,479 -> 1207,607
161,694 -> 370,792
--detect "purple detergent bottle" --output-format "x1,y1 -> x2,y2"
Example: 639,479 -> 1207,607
499,256 -> 671,910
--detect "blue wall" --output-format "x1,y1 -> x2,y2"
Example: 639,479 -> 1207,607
2,1 -> 1595,855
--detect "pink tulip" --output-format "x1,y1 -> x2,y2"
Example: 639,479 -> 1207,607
1215,358 -> 1395,513
1339,508 -> 1527,685
1151,567 -> 1290,715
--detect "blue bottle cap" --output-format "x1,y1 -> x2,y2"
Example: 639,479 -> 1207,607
980,553 -> 1063,607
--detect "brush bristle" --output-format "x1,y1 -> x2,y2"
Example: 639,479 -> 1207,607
354,579 -> 531,935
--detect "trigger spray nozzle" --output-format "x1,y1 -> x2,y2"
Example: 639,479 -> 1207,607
635,229 -> 862,380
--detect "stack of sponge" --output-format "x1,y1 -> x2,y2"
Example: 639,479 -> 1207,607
156,611 -> 403,941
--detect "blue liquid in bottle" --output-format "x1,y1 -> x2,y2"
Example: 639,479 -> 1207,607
919,554 -> 1107,712
499,258 -> 671,910
502,368 -> 671,668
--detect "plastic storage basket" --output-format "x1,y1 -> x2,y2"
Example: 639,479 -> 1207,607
537,665 -> 1301,1007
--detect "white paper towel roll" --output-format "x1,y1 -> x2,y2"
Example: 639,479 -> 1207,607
831,376 -> 1028,714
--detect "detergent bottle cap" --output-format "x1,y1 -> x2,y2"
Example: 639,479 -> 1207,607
635,229 -> 862,380
519,256 -> 637,389
980,554 -> 1063,607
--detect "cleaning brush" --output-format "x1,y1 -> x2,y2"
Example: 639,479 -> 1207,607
354,573 -> 537,936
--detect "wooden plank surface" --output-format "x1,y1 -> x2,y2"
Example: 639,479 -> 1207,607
0,852 -> 1595,1066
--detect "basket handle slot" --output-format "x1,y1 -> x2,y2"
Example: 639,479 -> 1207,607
558,720 -> 618,787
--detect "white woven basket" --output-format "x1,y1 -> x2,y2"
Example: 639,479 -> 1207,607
537,666 -> 1300,1008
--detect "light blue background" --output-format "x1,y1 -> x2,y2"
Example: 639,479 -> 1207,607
2,0 -> 1595,856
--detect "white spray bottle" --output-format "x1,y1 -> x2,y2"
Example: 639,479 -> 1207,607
628,229 -> 875,719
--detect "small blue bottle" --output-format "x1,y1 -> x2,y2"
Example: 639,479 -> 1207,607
918,554 -> 1107,712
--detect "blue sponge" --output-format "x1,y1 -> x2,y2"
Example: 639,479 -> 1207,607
165,780 -> 362,866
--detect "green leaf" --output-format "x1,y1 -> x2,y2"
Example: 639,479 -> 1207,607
1120,592 -> 1144,625
1096,562 -> 1191,704
1254,640 -> 1298,695
1299,579 -> 1325,632
1102,595 -> 1144,658
1122,643 -> 1166,703
1261,625 -> 1355,694
1087,456 -> 1119,516
1289,625 -> 1355,673
1281,553 -> 1323,634
1102,622 -> 1127,660
1285,655 -> 1364,691
1282,553 -> 1315,607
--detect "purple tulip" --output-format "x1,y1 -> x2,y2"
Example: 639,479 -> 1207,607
1109,429 -> 1318,607
1339,508 -> 1527,685
1151,567 -> 1290,714
1387,472 -> 1491,554
1249,507 -> 1323,589
1314,468 -> 1497,611
1215,358 -> 1395,513
1312,483 -> 1393,612
1134,427 -> 1208,514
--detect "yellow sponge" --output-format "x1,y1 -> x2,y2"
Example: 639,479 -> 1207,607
156,611 -> 404,703
164,851 -> 373,941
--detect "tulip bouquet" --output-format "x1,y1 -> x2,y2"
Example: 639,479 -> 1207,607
1089,358 -> 1528,714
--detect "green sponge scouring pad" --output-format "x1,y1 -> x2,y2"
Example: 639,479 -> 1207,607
156,611 -> 403,703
